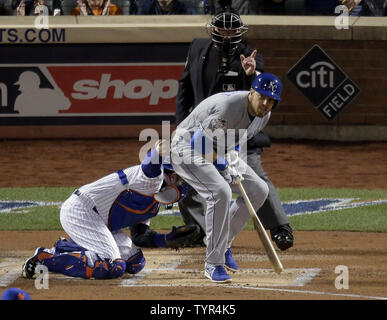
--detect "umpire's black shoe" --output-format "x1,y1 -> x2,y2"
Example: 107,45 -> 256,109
271,224 -> 294,251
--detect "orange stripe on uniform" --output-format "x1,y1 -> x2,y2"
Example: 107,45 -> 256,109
86,266 -> 93,279
115,200 -> 157,215
37,252 -> 53,262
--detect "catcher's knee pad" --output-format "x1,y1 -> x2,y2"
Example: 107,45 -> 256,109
90,258 -> 126,279
38,252 -> 126,279
125,249 -> 146,274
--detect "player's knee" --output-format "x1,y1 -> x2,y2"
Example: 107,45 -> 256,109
249,181 -> 269,209
90,258 -> 126,279
110,259 -> 126,278
261,181 -> 269,199
214,182 -> 232,203
125,249 -> 146,274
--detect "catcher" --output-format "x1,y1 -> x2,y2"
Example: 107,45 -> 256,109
22,140 -> 201,280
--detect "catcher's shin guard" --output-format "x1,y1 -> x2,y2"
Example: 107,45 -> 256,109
37,251 -> 126,279
90,258 -> 126,279
125,249 -> 146,274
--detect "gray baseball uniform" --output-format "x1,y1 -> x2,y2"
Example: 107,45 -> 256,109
171,91 -> 270,266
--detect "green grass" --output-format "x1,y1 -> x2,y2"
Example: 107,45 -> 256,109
0,187 -> 75,202
277,187 -> 387,202
288,204 -> 387,232
0,187 -> 386,232
2,206 -> 63,230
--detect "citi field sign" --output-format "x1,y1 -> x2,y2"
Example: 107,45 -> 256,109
0,63 -> 184,122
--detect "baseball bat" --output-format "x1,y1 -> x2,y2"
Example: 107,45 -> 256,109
236,178 -> 284,274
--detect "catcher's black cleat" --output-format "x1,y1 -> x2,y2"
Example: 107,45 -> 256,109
22,247 -> 44,279
271,224 -> 294,251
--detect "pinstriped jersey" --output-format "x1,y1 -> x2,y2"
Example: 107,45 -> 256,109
78,165 -> 164,229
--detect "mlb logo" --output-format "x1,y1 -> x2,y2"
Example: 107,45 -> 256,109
286,45 -> 360,120
0,66 -> 70,116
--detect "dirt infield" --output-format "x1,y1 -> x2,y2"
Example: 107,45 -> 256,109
1,139 -> 387,300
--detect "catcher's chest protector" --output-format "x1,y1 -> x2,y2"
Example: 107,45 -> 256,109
108,189 -> 160,231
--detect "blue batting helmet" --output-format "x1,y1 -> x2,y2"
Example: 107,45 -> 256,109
251,73 -> 282,102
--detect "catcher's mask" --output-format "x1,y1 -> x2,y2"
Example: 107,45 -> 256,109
207,10 -> 248,55
153,163 -> 192,205
251,73 -> 283,109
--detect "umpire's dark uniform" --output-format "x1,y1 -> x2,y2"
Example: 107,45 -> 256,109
175,38 -> 292,250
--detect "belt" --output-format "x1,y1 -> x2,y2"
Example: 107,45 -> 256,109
73,189 -> 99,214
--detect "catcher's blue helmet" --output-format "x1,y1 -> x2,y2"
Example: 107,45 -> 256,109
252,73 -> 282,102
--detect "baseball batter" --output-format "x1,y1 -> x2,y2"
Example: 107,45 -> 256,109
22,141 -> 200,280
170,73 -> 282,283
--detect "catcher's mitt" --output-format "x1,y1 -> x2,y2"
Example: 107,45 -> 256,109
165,224 -> 202,250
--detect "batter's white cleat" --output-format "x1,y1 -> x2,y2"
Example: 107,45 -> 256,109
204,264 -> 232,283
22,247 -> 44,279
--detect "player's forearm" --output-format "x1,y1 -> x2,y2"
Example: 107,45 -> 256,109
141,148 -> 162,178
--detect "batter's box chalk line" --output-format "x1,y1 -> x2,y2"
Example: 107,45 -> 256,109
119,267 -> 321,288
0,258 -> 25,287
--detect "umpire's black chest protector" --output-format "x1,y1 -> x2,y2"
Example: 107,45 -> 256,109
202,43 -> 260,98
203,46 -> 244,96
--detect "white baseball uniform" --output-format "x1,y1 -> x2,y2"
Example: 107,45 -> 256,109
60,165 -> 164,262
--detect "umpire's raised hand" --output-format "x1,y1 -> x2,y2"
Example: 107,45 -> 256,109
240,49 -> 257,76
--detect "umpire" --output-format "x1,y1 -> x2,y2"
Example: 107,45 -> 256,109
175,6 -> 294,251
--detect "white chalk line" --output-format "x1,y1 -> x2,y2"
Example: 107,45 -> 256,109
120,267 -> 320,287
0,268 -> 22,287
290,268 -> 321,286
119,264 -> 387,300
0,258 -> 23,287
221,285 -> 387,301
115,283 -> 387,300
120,259 -> 184,287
